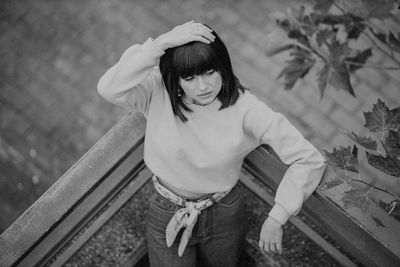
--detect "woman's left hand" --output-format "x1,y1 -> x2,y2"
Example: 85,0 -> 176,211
259,216 -> 283,254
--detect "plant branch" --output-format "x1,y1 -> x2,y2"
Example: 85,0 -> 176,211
294,42 -> 327,63
344,60 -> 400,70
350,178 -> 400,201
342,164 -> 399,202
328,0 -> 400,67
380,139 -> 400,170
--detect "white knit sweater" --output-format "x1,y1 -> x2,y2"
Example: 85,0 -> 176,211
97,38 -> 326,225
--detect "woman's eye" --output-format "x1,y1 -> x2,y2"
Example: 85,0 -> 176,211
183,76 -> 194,81
205,70 -> 215,75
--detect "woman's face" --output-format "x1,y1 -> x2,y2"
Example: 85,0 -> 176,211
179,69 -> 222,106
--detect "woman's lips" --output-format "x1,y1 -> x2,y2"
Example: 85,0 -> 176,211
198,91 -> 212,97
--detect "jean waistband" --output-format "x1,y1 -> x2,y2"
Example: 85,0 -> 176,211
151,175 -> 232,257
151,175 -> 231,207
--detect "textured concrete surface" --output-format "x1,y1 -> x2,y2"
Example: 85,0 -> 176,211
0,0 -> 399,233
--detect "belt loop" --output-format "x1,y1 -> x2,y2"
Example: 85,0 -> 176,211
209,195 -> 217,205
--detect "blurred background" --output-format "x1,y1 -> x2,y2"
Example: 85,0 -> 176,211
0,0 -> 399,234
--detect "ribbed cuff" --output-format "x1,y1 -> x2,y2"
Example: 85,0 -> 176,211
268,204 -> 290,225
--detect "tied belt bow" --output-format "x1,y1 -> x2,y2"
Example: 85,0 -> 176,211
152,176 -> 231,257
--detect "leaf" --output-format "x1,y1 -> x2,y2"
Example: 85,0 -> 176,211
318,175 -> 345,191
352,145 -> 359,160
265,44 -> 295,57
345,18 -> 366,39
371,216 -> 385,227
340,129 -> 377,150
325,178 -> 344,189
366,151 -> 400,177
313,0 -> 333,13
385,129 -> 400,158
341,188 -> 370,212
326,40 -> 356,95
317,64 -> 330,97
316,29 -> 335,46
277,48 -> 316,90
319,13 -> 366,39
320,14 -> 362,25
370,28 -> 387,44
328,39 -> 356,61
328,63 -> 355,96
346,48 -> 373,72
363,99 -> 400,132
388,31 -> 400,52
323,146 -> 359,173
362,0 -> 395,19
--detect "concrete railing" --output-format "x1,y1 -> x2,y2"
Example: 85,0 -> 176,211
1,112 -> 399,267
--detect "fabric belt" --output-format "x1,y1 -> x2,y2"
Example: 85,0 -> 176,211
152,175 -> 231,257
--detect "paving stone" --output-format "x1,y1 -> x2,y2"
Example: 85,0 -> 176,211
331,107 -> 364,133
302,110 -> 336,140
1,0 -> 399,240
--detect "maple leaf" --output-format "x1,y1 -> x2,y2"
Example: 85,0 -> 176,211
366,151 -> 400,177
313,0 -> 333,13
328,63 -> 355,96
319,13 -> 365,39
384,129 -> 400,158
277,48 -> 316,90
345,17 -> 366,39
317,64 -> 330,97
346,48 -> 373,72
325,178 -> 344,190
363,99 -> 400,132
370,28 -> 387,44
323,146 -> 359,173
362,0 -> 395,19
371,216 -> 385,227
326,40 -> 356,95
316,29 -> 335,46
340,129 -> 377,150
341,188 -> 370,212
388,31 -> 400,53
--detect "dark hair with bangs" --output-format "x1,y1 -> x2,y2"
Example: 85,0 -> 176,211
159,26 -> 246,122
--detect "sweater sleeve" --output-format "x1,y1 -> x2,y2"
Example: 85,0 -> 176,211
243,92 -> 326,225
97,38 -> 165,115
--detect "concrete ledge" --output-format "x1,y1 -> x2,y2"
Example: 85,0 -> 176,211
245,147 -> 400,267
0,112 -> 146,267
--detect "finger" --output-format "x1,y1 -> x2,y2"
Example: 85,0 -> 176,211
192,36 -> 211,44
194,29 -> 215,42
193,24 -> 214,36
258,239 -> 264,249
276,241 -> 283,254
263,241 -> 271,253
269,242 -> 277,253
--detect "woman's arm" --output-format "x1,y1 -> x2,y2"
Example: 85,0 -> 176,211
243,92 -> 326,254
97,21 -> 215,113
97,39 -> 164,113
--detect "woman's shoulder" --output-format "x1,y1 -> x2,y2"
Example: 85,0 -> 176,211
237,89 -> 267,108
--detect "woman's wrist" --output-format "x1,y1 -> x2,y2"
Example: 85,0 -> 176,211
153,34 -> 170,51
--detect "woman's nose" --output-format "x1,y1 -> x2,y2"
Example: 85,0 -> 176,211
197,76 -> 208,90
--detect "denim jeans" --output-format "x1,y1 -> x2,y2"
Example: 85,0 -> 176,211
146,182 -> 246,267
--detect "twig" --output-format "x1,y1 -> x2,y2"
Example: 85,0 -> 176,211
328,0 -> 400,67
344,60 -> 400,70
350,178 -> 400,201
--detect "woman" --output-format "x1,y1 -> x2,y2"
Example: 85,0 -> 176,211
97,21 -> 325,267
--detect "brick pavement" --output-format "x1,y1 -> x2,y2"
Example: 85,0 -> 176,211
0,0 -> 399,237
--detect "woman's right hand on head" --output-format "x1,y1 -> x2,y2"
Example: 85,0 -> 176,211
154,20 -> 215,50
